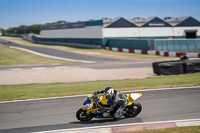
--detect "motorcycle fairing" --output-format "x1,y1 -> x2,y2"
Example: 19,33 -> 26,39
82,95 -> 98,113
83,97 -> 90,105
126,93 -> 142,106
94,111 -> 104,118
131,93 -> 142,100
100,95 -> 112,105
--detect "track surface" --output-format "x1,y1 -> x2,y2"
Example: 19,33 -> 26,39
0,87 -> 199,133
0,40 -> 132,62
1,40 -> 198,133
0,40 -> 153,70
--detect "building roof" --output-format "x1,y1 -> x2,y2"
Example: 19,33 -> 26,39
40,16 -> 200,30
129,17 -> 155,27
141,17 -> 172,27
129,17 -> 172,27
41,19 -> 102,30
163,16 -> 188,26
104,17 -> 138,28
163,16 -> 200,27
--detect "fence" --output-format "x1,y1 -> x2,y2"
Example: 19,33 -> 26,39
32,36 -> 102,45
155,39 -> 200,53
32,36 -> 200,52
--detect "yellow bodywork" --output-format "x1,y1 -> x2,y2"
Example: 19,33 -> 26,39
99,93 -> 142,106
82,95 -> 98,113
82,93 -> 142,113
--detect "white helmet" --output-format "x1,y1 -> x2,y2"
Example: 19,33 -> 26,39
105,87 -> 114,99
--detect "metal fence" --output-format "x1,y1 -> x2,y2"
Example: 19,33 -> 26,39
155,39 -> 200,53
32,36 -> 102,45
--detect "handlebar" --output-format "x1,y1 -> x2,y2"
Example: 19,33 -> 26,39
91,94 -> 100,108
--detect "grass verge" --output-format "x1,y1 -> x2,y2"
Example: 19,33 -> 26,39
120,126 -> 200,133
0,36 -> 178,60
0,45 -> 76,65
0,73 -> 199,102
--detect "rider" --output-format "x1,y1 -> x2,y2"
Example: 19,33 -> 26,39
94,87 -> 127,119
180,53 -> 189,60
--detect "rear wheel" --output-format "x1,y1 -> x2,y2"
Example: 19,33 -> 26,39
76,108 -> 94,121
125,101 -> 142,118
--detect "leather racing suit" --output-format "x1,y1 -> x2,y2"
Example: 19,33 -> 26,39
94,89 -> 127,119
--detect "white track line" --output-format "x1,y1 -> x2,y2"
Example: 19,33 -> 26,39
0,86 -> 199,104
123,86 -> 200,93
32,118 -> 200,133
0,94 -> 88,104
10,46 -> 95,63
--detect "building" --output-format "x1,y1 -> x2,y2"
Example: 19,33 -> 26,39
34,16 -> 200,52
163,16 -> 200,39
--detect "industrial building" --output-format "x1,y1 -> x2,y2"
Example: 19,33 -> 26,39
33,16 -> 200,52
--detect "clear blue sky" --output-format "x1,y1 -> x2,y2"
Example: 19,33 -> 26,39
1,0 -> 200,29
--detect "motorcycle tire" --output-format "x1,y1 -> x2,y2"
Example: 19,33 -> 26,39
76,108 -> 94,121
125,101 -> 142,118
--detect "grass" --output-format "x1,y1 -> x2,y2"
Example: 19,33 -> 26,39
0,36 -> 178,60
121,126 -> 200,133
0,45 -> 76,65
0,72 -> 200,102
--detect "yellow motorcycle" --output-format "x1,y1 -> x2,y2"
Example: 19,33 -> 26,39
76,93 -> 142,121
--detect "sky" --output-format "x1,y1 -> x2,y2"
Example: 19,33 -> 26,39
0,0 -> 200,29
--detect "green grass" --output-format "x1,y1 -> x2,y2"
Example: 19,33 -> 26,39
0,45 -> 76,65
121,126 -> 200,133
0,37 -> 178,60
0,73 -> 200,102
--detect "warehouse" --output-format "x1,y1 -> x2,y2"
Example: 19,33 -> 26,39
34,16 -> 200,52
164,16 -> 200,39
39,16 -> 200,40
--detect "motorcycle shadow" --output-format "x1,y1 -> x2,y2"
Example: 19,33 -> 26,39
70,117 -> 143,124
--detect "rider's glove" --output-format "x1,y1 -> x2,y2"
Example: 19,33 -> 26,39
94,91 -> 99,95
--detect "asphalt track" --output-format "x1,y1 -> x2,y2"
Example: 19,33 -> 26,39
0,87 -> 200,133
0,40 -> 130,62
1,40 -> 199,132
0,40 -> 153,70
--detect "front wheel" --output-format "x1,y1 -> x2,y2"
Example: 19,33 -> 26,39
125,101 -> 142,118
76,108 -> 94,121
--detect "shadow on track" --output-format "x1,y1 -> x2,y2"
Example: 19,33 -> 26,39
70,117 -> 143,125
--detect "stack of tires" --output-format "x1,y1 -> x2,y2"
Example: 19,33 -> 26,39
153,60 -> 200,75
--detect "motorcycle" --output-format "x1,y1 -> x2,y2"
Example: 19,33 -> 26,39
76,93 -> 142,121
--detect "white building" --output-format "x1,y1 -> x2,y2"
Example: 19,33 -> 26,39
36,16 -> 200,51
40,16 -> 200,40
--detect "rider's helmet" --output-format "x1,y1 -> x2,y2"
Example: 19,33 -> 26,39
105,87 -> 114,99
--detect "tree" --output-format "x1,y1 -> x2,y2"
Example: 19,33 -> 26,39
2,20 -> 68,35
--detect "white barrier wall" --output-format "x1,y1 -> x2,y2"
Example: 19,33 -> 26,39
174,27 -> 200,37
103,28 -> 139,38
139,27 -> 173,37
40,26 -> 200,39
40,26 -> 103,38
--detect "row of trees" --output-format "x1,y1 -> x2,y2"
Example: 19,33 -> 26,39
1,20 -> 67,35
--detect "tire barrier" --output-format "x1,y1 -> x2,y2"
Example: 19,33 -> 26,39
153,60 -> 200,75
